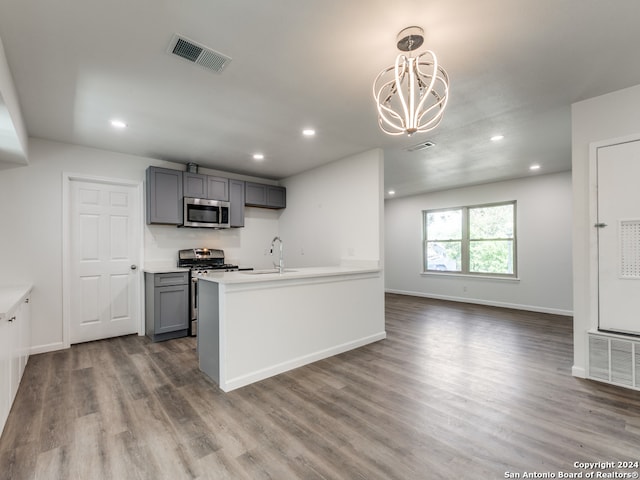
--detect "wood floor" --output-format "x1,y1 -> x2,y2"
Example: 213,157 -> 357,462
2,294 -> 640,480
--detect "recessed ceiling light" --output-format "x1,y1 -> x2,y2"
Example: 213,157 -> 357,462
490,134 -> 504,142
388,190 -> 395,196
253,153 -> 265,161
530,164 -> 541,171
302,128 -> 316,137
111,119 -> 127,129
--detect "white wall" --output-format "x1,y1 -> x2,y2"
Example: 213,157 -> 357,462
278,149 -> 384,268
385,172 -> 573,315
571,83 -> 640,377
0,35 -> 28,165
0,138 -> 281,352
145,207 -> 280,270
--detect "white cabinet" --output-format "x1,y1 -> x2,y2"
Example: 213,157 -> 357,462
1,300 -> 20,432
18,296 -> 31,379
0,290 -> 31,435
0,310 -> 10,432
8,308 -> 20,406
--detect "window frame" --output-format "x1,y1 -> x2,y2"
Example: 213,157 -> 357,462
422,200 -> 517,278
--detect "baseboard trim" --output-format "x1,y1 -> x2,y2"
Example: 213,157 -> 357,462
220,331 -> 387,392
572,366 -> 586,378
385,289 -> 573,317
30,341 -> 67,355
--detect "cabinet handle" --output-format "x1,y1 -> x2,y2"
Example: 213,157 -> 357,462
9,316 -> 15,322
25,298 -> 29,304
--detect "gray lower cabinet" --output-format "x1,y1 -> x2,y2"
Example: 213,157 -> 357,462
145,272 -> 189,342
229,179 -> 245,227
146,166 -> 183,225
245,182 -> 286,209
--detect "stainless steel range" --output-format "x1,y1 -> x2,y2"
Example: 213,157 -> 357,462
178,248 -> 239,336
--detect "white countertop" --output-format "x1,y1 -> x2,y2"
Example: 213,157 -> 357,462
195,265 -> 381,285
143,263 -> 190,274
0,285 -> 33,321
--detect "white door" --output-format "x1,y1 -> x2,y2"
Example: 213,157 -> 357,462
597,139 -> 640,334
70,179 -> 141,344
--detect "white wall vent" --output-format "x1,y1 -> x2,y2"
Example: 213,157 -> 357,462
406,141 -> 436,152
167,34 -> 231,73
588,333 -> 640,390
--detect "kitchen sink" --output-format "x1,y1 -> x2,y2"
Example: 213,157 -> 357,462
242,269 -> 298,275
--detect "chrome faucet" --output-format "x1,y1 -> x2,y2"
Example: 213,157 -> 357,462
270,236 -> 284,273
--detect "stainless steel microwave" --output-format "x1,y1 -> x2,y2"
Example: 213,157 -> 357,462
183,197 -> 230,228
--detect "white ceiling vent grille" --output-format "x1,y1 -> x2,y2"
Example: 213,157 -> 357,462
406,141 -> 436,152
167,34 -> 231,73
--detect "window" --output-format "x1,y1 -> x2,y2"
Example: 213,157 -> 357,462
423,201 -> 516,276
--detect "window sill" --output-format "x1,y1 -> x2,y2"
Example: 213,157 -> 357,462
420,271 -> 520,282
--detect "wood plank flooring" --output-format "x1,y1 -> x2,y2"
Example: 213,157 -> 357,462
2,293 -> 640,479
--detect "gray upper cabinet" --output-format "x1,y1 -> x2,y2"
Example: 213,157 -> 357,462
183,173 -> 229,201
245,182 -> 267,206
146,167 -> 183,225
229,179 -> 245,227
183,172 -> 208,198
207,176 -> 229,201
245,182 -> 286,209
266,185 -> 286,208
147,167 -> 283,228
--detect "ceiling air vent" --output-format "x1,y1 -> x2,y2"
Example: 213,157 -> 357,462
167,34 -> 231,73
406,141 -> 436,152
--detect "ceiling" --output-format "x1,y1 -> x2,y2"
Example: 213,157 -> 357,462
1,0 -> 640,198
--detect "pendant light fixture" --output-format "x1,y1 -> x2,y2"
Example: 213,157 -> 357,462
373,26 -> 449,136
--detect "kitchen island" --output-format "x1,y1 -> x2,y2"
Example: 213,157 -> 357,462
196,266 -> 385,392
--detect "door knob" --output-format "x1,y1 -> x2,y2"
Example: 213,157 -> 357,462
130,265 -> 138,270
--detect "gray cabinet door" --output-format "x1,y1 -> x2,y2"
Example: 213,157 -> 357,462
145,272 -> 189,342
146,167 -> 183,224
184,173 -> 208,198
245,182 -> 267,206
154,285 -> 189,334
154,272 -> 189,286
266,186 -> 286,208
184,174 -> 229,200
245,182 -> 286,209
207,176 -> 229,201
229,179 -> 245,227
